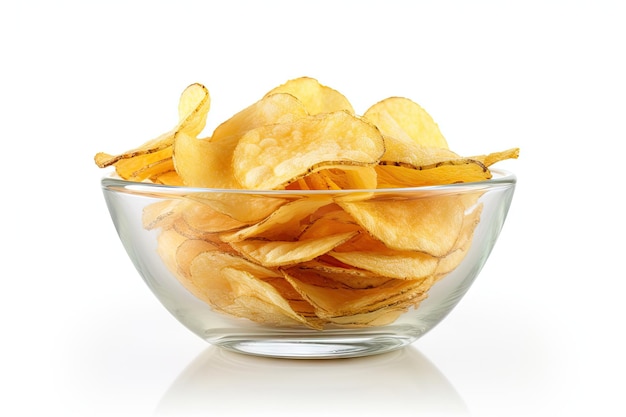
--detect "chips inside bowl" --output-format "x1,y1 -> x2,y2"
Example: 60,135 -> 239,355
97,77 -> 518,356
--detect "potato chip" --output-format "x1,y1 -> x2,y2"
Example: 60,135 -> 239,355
156,227 -> 190,280
375,161 -> 490,188
329,232 -> 439,279
188,192 -> 289,224
292,260 -> 395,289
189,251 -> 315,327
433,202 -> 484,278
142,199 -> 181,230
283,266 -> 432,318
173,133 -> 241,189
174,93 -> 311,188
375,135 -> 490,187
259,276 -> 325,329
229,231 -> 358,267
232,111 -> 385,190
109,145 -> 175,182
363,96 -> 448,149
308,167 -> 378,190
180,200 -> 248,233
298,207 -> 361,240
221,197 -> 332,243
211,92 -> 308,142
264,76 -> 354,115
94,83 -> 210,170
151,170 -> 183,186
338,194 -> 466,256
175,239 -> 219,278
470,147 -> 520,167
220,267 -> 312,327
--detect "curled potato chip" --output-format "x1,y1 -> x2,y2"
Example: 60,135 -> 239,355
298,167 -> 378,190
221,197 -> 332,243
375,161 -> 490,187
188,193 -> 289,224
142,199 -> 181,230
264,76 -> 354,115
294,260 -> 395,289
174,132 -> 241,188
364,96 -> 448,149
233,111 -> 385,190
174,93 -> 309,188
229,231 -> 358,267
329,232 -> 439,279
95,83 -> 210,170
176,239 -> 219,278
156,228 -> 190,280
180,200 -> 248,233
211,92 -> 308,142
470,147 -> 520,167
189,252 -> 315,327
151,170 -> 183,186
283,266 -> 432,320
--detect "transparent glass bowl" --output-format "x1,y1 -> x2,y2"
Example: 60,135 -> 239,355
102,169 -> 515,359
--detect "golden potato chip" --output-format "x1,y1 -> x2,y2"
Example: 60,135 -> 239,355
180,200 -> 248,233
187,251 -> 273,306
233,111 -> 385,190
173,133 -> 241,188
364,96 -> 448,149
221,197 -> 332,242
288,260 -> 396,289
283,266 -> 432,317
189,251 -> 314,327
94,83 -> 210,169
142,199 -> 181,230
229,230 -> 358,267
323,308 -> 405,327
329,232 -> 439,279
94,130 -> 175,170
220,267 -> 311,327
433,202 -> 483,278
175,239 -> 219,278
151,170 -> 183,186
298,207 -> 361,240
174,94 -> 311,188
375,161 -> 490,188
109,145 -> 174,182
264,76 -> 354,115
322,294 -> 429,327
156,228 -> 190,279
258,276 -> 325,329
338,194 -> 466,256
187,193 -> 289,224
211,93 -> 308,142
308,167 -> 378,190
470,147 -> 520,167
375,135 -> 490,187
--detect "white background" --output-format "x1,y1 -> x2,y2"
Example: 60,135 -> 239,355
2,1 -> 625,416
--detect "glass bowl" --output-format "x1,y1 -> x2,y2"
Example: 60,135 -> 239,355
101,169 -> 516,359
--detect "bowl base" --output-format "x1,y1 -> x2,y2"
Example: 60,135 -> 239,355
208,330 -> 417,359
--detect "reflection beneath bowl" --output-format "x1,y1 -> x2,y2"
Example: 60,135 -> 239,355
155,346 -> 468,416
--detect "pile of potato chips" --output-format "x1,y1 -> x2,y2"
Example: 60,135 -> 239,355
96,77 -> 518,329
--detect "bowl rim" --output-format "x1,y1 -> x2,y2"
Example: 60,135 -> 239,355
101,168 -> 516,196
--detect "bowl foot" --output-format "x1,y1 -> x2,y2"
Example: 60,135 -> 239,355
208,330 -> 417,359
